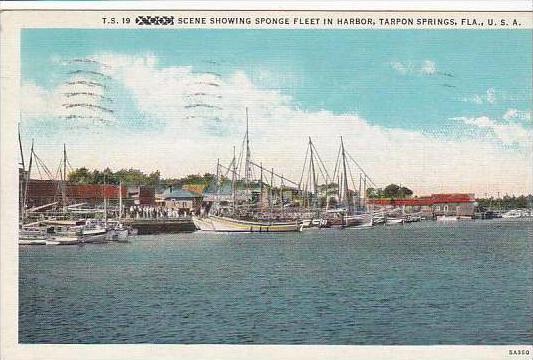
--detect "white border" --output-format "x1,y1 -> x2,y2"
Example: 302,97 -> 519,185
1,1 -> 532,11
1,5 -> 532,360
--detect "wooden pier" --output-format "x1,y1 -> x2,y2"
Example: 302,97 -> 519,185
123,218 -> 196,235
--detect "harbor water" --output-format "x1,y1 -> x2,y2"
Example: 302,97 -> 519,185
19,219 -> 531,344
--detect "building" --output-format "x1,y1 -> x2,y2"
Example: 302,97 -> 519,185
162,188 -> 203,214
127,185 -> 155,205
23,179 -> 126,208
22,179 -> 153,208
368,193 -> 476,218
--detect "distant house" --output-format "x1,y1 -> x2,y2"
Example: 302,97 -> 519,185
368,193 -> 476,218
163,188 -> 203,214
127,185 -> 155,205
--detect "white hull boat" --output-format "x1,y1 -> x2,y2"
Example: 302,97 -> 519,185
19,226 -> 50,245
107,228 -> 129,242
19,239 -> 47,245
436,215 -> 458,222
386,218 -> 404,225
193,215 -> 302,233
52,235 -> 82,245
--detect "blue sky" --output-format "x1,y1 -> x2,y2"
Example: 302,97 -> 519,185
20,29 -> 532,195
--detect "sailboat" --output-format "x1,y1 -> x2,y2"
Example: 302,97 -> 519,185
192,109 -> 302,233
299,137 -> 330,229
326,137 -> 373,229
105,181 -> 129,242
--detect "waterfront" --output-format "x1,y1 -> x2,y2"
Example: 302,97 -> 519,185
19,219 -> 531,344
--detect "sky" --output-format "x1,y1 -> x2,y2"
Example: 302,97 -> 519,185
20,29 -> 532,196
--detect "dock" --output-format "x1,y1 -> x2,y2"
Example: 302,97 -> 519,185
122,218 -> 196,235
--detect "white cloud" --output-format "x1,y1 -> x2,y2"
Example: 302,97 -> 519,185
503,108 -> 531,122
486,88 -> 496,104
451,115 -> 530,146
461,88 -> 498,105
21,54 -> 532,196
390,61 -> 410,75
420,60 -> 437,75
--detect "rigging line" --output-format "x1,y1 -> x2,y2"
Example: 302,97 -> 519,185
33,152 -> 54,179
35,161 -> 43,180
345,150 -> 377,188
236,133 -> 246,179
347,159 -> 359,204
66,158 -> 75,173
298,145 -> 310,187
332,143 -> 342,186
54,161 -> 62,182
248,161 -> 300,187
218,163 -> 242,178
310,142 -> 331,181
315,159 -> 328,187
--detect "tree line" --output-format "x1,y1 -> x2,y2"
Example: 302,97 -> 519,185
67,167 -> 215,187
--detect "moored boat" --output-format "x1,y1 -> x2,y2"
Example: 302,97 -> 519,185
436,215 -> 458,222
386,218 -> 404,225
193,215 -> 302,232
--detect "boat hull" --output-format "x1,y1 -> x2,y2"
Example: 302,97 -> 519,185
19,239 -> 47,245
193,216 -> 301,233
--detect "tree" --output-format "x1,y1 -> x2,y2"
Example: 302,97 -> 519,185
383,184 -> 400,198
399,186 -> 413,198
367,184 -> 413,198
68,167 -> 93,184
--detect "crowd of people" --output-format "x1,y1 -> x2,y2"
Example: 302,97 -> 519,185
124,205 -> 193,219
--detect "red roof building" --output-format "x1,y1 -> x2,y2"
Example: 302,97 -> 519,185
368,193 -> 475,207
23,179 -> 147,208
368,193 -> 476,217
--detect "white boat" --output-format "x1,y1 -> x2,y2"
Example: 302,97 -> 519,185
106,228 -> 129,242
386,218 -> 404,225
19,226 -> 49,245
327,213 -> 372,228
193,215 -> 302,233
436,215 -> 458,222
301,218 -> 328,229
81,226 -> 108,243
52,234 -> 82,245
105,220 -> 130,242
501,210 -> 522,218
301,219 -> 312,228
19,239 -> 47,245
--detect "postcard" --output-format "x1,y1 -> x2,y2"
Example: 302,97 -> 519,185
1,3 -> 531,360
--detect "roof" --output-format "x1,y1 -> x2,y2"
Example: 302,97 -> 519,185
163,188 -> 203,199
26,180 -> 127,199
368,193 -> 475,206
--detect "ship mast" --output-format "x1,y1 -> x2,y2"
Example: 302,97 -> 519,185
18,123 -> 25,171
20,138 -> 34,225
103,173 -> 107,226
61,144 -> 68,209
309,137 -> 318,211
232,146 -> 236,215
340,136 -> 350,214
119,180 -> 123,220
244,107 -> 251,213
